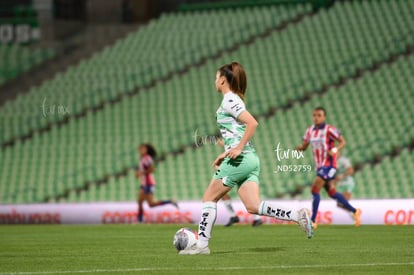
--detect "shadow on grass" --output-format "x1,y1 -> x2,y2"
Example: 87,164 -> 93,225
248,247 -> 286,253
214,247 -> 286,254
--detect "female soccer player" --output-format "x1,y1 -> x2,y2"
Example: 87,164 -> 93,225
180,62 -> 313,255
296,107 -> 361,228
136,143 -> 177,223
333,150 -> 356,209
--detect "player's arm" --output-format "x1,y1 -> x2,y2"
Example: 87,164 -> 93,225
346,165 -> 354,176
143,165 -> 155,174
336,166 -> 354,181
213,152 -> 227,168
336,158 -> 354,181
296,141 -> 309,151
296,128 -> 310,151
328,135 -> 346,156
226,110 -> 258,159
137,164 -> 155,178
212,138 -> 225,168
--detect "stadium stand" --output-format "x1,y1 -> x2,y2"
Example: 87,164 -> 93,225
353,149 -> 414,199
64,52 -> 414,203
0,44 -> 55,85
0,0 -> 413,204
0,3 -> 312,146
253,55 -> 414,199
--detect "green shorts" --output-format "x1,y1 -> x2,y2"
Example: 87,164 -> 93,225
213,152 -> 260,188
337,178 -> 355,193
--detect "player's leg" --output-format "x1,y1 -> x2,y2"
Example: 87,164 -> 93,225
311,176 -> 326,225
340,179 -> 354,203
198,179 -> 231,246
238,181 -> 293,220
325,181 -> 356,213
194,155 -> 251,249
221,194 -> 240,226
145,186 -> 178,208
146,194 -> 178,208
325,181 -> 361,226
137,188 -> 145,222
342,191 -> 351,201
337,191 -> 351,210
180,178 -> 231,255
333,180 -> 346,209
238,181 -> 313,238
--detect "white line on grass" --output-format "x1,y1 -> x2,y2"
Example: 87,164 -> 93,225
2,262 -> 414,274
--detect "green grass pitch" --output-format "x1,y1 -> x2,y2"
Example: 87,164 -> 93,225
0,224 -> 413,274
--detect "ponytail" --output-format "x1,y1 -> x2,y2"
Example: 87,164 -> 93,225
218,62 -> 247,101
139,143 -> 157,158
146,143 -> 157,158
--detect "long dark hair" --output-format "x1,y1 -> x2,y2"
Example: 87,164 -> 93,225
139,143 -> 157,158
218,62 -> 247,101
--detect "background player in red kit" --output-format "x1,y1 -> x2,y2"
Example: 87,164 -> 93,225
136,143 -> 177,222
296,107 -> 361,228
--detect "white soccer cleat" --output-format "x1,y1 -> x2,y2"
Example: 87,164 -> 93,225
297,208 -> 313,239
179,243 -> 210,255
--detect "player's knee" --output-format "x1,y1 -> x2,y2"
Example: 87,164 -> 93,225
147,202 -> 157,207
328,188 -> 337,197
311,185 -> 321,194
246,208 -> 258,215
245,204 -> 259,214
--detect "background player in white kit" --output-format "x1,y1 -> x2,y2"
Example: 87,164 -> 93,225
333,150 -> 356,210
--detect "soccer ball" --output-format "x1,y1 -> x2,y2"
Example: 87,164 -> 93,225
173,227 -> 198,251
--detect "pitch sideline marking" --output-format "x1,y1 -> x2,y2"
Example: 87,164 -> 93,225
1,262 -> 414,275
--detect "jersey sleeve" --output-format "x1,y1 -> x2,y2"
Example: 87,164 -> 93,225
303,127 -> 311,142
328,125 -> 341,140
221,94 -> 246,118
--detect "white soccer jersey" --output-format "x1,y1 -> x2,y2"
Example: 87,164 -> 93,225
337,156 -> 355,186
216,92 -> 254,152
